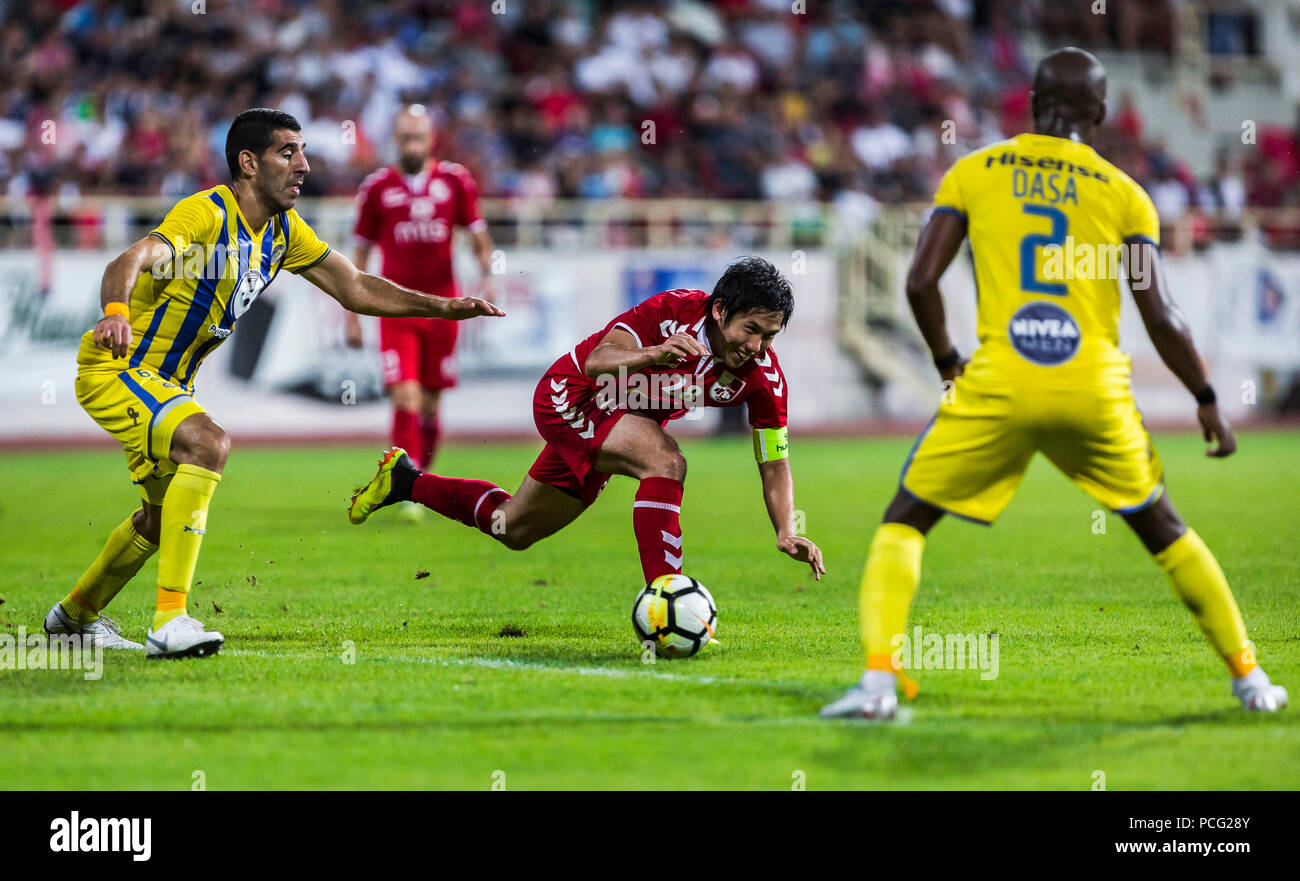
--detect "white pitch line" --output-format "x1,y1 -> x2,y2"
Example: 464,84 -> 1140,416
227,648 -> 735,685
223,650 -> 913,726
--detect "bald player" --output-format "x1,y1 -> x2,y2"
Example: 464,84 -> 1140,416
823,48 -> 1287,719
347,105 -> 496,480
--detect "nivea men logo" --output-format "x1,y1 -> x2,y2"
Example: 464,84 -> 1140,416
1008,301 -> 1080,365
50,811 -> 151,861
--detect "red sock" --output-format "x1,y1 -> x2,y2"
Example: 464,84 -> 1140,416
633,476 -> 684,582
392,409 -> 424,467
419,416 -> 442,470
412,474 -> 511,535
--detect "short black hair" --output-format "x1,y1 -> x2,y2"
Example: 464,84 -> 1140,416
225,108 -> 301,179
708,256 -> 794,328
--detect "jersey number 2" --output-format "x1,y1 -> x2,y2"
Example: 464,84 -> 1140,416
1019,204 -> 1068,295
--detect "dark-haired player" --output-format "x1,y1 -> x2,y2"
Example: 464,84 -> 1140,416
823,48 -> 1286,719
349,257 -> 826,586
46,108 -> 502,659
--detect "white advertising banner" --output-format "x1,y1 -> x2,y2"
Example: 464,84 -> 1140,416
0,247 -> 866,440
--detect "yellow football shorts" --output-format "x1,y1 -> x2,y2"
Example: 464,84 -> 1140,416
75,362 -> 206,506
900,375 -> 1164,524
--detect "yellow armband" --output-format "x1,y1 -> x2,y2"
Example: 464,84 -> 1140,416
104,301 -> 129,320
753,426 -> 789,463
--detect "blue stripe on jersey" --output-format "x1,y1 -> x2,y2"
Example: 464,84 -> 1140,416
260,221 -> 274,277
160,192 -> 229,381
185,213 -> 274,387
181,335 -> 220,389
129,300 -> 170,368
218,216 -> 253,330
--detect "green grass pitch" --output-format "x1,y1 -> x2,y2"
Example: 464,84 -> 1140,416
1,432 -> 1297,790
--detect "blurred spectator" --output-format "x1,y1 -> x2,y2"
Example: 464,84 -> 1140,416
0,0 -> 1266,220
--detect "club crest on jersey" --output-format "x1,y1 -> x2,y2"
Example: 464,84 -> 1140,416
708,372 -> 746,403
229,268 -> 267,322
1008,301 -> 1081,365
429,179 -> 451,203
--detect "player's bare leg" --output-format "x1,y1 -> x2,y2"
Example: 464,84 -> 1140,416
822,489 -> 943,720
1123,493 -> 1287,711
45,497 -> 164,651
133,502 -> 163,544
593,413 -> 688,584
145,413 -> 227,659
488,477 -> 587,549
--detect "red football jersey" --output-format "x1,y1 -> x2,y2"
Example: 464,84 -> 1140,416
353,161 -> 485,296
556,289 -> 789,428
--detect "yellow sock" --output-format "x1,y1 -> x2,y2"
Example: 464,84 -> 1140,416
153,464 -> 221,630
60,514 -> 159,624
861,523 -> 925,698
1155,528 -> 1255,677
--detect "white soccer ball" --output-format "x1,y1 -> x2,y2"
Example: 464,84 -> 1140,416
632,574 -> 717,659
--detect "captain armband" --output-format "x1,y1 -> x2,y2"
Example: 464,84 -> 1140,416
752,426 -> 790,464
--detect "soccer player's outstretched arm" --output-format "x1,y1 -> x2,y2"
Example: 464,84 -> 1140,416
93,236 -> 175,358
1126,242 -> 1235,457
905,210 -> 968,380
342,242 -> 372,348
758,457 -> 825,581
302,250 -> 505,321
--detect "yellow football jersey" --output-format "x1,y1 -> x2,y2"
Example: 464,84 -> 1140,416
933,132 -> 1160,387
77,185 -> 331,388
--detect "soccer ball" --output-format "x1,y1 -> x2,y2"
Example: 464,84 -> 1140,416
632,574 -> 717,659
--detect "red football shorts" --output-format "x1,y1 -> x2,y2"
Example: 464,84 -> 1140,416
379,316 -> 459,391
526,368 -> 626,507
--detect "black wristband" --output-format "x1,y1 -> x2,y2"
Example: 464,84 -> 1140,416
933,348 -> 961,371
1194,385 -> 1217,406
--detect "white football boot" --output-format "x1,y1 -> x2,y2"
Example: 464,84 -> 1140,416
1232,668 -> 1288,712
44,602 -> 143,650
820,670 -> 900,720
146,615 -> 224,660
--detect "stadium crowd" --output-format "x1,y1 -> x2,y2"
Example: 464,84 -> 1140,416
0,0 -> 1293,227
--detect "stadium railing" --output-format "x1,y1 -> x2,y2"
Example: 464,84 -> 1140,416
1,196 -> 1296,405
